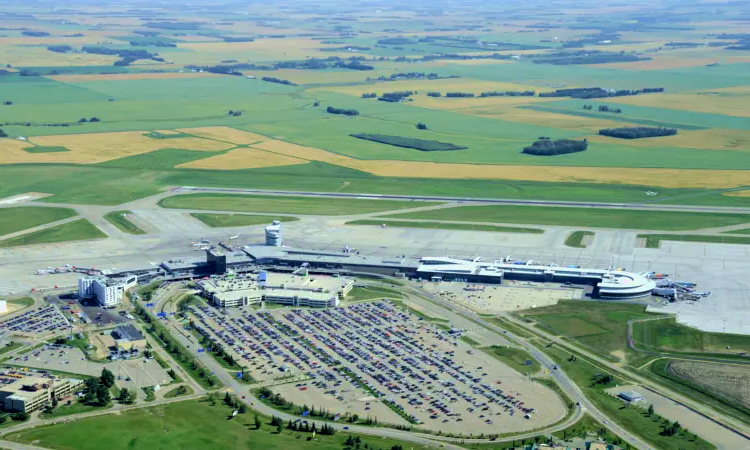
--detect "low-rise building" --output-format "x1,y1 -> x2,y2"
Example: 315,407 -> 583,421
617,391 -> 645,403
111,324 -> 146,351
0,376 -> 83,413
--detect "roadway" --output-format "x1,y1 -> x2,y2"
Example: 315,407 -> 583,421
177,186 -> 750,214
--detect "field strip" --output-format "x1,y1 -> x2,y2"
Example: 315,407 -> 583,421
47,72 -> 223,82
176,147 -> 309,170
175,126 -> 271,145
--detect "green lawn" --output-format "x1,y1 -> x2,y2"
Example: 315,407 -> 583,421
163,385 -> 193,399
39,399 -> 111,420
517,301 -> 660,363
638,233 -> 750,248
482,346 -> 541,374
0,206 -> 77,236
159,193 -> 439,215
346,219 -> 544,234
564,231 -> 594,248
190,213 -> 299,227
346,285 -> 403,302
103,210 -> 146,235
0,218 -> 107,248
632,318 -> 750,354
0,342 -> 23,356
5,399 -> 428,450
386,205 -> 750,231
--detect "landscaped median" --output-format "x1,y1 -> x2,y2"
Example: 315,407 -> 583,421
346,219 -> 544,234
103,210 -> 146,234
637,233 -> 750,248
190,212 -> 299,227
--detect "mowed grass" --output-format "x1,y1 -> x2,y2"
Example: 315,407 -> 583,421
638,233 -> 750,248
386,205 -> 750,231
190,213 -> 299,227
483,345 -> 541,374
103,210 -> 146,235
633,318 -> 750,354
0,206 -> 78,236
565,231 -> 594,248
346,219 -> 544,234
517,301 -> 659,362
159,193 -> 439,215
4,400 -> 423,450
0,218 -> 106,248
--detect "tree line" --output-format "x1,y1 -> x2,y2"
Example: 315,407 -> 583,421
583,104 -> 622,113
479,90 -> 535,97
261,76 -> 297,86
522,138 -> 588,156
598,126 -> 677,139
326,106 -> 359,116
541,86 -> 664,99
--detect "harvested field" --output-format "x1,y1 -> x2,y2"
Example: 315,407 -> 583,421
664,360 -> 750,410
177,148 -> 308,170
47,72 -> 222,83
610,91 -> 750,118
176,126 -> 269,145
0,132 -> 233,165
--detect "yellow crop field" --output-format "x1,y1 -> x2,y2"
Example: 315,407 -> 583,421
0,46 -> 118,67
252,140 -> 355,166
177,148 -> 308,170
0,132 -> 233,165
610,91 -> 750,117
48,72 -> 222,82
464,106 -> 633,132
176,127 -> 269,145
723,190 -> 750,198
586,128 -> 750,151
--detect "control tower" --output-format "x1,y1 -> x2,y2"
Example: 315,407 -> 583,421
265,220 -> 282,246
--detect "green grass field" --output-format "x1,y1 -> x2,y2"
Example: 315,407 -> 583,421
190,213 -> 299,227
346,219 -> 544,234
0,218 -> 106,248
386,205 -> 750,231
346,285 -> 403,302
39,399 -> 112,420
4,399 -> 425,450
564,231 -> 594,248
724,228 -> 750,235
159,193 -> 439,215
517,301 -> 659,363
632,318 -> 750,354
23,146 -> 70,153
482,346 -> 541,374
0,206 -> 77,236
103,210 -> 146,235
638,233 -> 750,248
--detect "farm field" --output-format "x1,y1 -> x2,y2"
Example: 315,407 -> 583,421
158,193 -> 439,215
385,205 -> 750,231
0,206 -> 77,236
189,213 -> 299,228
345,219 -> 544,234
0,218 -> 106,248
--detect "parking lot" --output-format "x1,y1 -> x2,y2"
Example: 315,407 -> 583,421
11,344 -> 172,392
188,300 -> 566,434
0,305 -> 68,335
421,281 -> 584,314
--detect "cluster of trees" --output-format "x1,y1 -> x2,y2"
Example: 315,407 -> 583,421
427,92 -> 441,97
479,90 -> 535,97
47,45 -> 72,53
598,126 -> 677,139
118,388 -> 137,404
416,122 -> 428,130
130,40 -> 176,47
378,91 -> 415,102
0,129 -> 7,137
80,369 -> 114,407
285,417 -> 336,435
334,61 -> 373,70
261,76 -> 297,86
446,92 -> 474,97
81,46 -> 162,66
326,106 -> 359,116
22,30 -> 49,37
595,373 -> 615,385
583,104 -> 622,113
361,93 -> 377,99
227,110 -> 242,116
350,133 -> 466,152
541,86 -> 664,99
522,138 -> 588,156
78,117 -> 101,123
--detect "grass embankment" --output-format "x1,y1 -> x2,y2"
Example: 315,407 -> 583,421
5,399 -> 419,450
346,219 -> 544,234
0,342 -> 23,355
483,346 -> 540,374
163,384 -> 193,399
724,228 -> 750,235
103,210 -> 146,234
564,231 -> 594,248
638,233 -> 750,248
386,205 -> 750,231
190,213 -> 299,227
632,317 -> 750,354
517,301 -> 659,364
346,285 -> 403,302
39,399 -> 112,419
543,345 -> 715,450
0,218 -> 107,248
0,206 -> 77,236
159,193 -> 439,215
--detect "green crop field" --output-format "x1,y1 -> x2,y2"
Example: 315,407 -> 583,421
103,210 -> 146,235
3,400 -> 424,450
159,193 -> 439,215
190,213 -> 299,227
0,206 -> 77,236
0,218 -> 106,248
346,219 -> 544,234
386,205 -> 750,231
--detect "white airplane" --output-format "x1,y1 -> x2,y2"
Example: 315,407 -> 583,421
229,234 -> 239,240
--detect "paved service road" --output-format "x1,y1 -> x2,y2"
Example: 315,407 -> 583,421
178,186 -> 750,214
